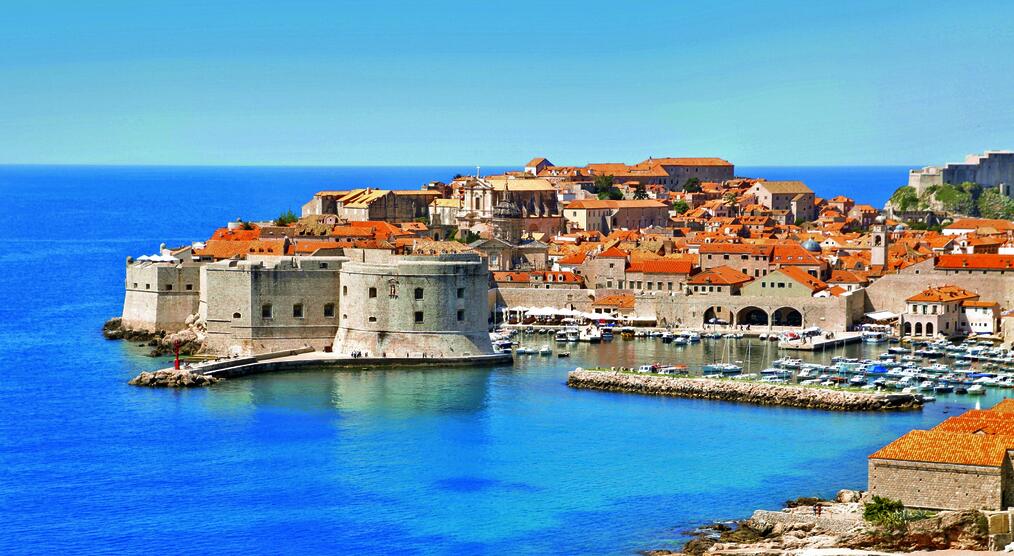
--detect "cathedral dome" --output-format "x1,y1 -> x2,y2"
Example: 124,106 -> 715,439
801,239 -> 822,252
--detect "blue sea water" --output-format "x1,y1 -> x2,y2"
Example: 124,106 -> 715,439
0,165 -> 983,555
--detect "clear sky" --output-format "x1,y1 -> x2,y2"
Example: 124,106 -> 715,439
3,1 -> 1014,166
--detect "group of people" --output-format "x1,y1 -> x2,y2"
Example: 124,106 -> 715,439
350,350 -> 369,359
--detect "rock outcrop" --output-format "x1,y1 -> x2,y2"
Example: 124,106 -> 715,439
129,369 -> 220,388
102,314 -> 206,357
567,370 -> 923,411
653,497 -> 989,555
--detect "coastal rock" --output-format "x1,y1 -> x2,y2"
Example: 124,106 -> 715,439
129,369 -> 220,388
566,370 -> 923,411
836,489 -> 864,503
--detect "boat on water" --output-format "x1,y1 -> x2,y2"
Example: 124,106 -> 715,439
557,351 -> 570,358
934,383 -> 954,394
555,330 -> 569,343
579,326 -> 603,343
538,345 -> 552,356
601,328 -> 614,340
672,336 -> 688,346
685,331 -> 701,343
703,362 -> 743,376
968,384 -> 986,395
619,326 -> 635,340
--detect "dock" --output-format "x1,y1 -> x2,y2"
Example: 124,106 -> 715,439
778,331 -> 863,351
153,347 -> 513,380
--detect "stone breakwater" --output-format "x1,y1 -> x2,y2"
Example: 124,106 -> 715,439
129,369 -> 220,388
567,370 -> 922,411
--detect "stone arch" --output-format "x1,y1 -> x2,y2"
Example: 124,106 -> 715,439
702,306 -> 733,326
925,322 -> 934,337
772,307 -> 802,327
915,322 -> 923,336
903,322 -> 912,336
736,306 -> 769,326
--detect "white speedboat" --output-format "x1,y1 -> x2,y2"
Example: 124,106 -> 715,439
538,345 -> 552,356
967,384 -> 986,395
579,326 -> 602,343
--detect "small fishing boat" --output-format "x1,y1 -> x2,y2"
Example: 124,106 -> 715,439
557,351 -> 570,358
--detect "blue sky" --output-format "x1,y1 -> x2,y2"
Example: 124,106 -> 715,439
3,1 -> 1014,166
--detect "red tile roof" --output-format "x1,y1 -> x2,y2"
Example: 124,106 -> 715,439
688,265 -> 753,286
870,429 -> 1014,467
596,247 -> 628,259
592,294 -> 636,309
627,260 -> 695,274
935,254 -> 1014,271
906,285 -> 979,303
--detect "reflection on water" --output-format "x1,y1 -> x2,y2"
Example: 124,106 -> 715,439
210,366 -> 499,415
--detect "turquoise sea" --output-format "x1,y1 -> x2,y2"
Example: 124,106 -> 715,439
0,165 -> 994,555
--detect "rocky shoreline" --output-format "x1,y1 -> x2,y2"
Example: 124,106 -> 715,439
129,369 -> 220,388
567,369 -> 923,411
103,316 -> 205,357
646,490 -> 990,555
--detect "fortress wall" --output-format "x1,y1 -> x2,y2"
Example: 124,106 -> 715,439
121,263 -> 201,332
202,258 -> 345,356
335,255 -> 494,358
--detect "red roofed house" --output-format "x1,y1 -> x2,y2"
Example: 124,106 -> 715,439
624,259 -> 697,293
901,285 -> 986,338
687,265 -> 753,295
869,403 -> 1014,510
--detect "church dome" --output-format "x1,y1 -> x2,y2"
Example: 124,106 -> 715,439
493,199 -> 522,219
801,239 -> 822,252
894,223 -> 907,232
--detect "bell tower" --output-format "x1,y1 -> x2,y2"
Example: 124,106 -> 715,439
492,199 -> 522,245
870,215 -> 889,268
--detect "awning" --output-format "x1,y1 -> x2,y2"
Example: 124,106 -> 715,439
865,311 -> 899,321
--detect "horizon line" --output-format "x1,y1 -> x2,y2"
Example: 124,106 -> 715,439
0,162 -> 919,169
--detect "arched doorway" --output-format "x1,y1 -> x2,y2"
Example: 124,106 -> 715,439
915,322 -> 923,336
926,322 -> 934,337
903,322 -> 912,336
772,307 -> 803,327
736,306 -> 769,326
702,306 -> 733,326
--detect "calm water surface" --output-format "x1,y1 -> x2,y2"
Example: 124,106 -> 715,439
0,165 -> 987,555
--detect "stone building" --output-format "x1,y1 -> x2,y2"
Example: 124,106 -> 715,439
334,253 -> 493,358
200,256 -> 346,355
301,189 -> 441,222
901,285 -> 980,338
908,150 -> 1014,196
562,199 -> 670,234
121,257 -> 201,332
454,176 -> 562,237
746,181 -> 816,222
869,401 -> 1014,511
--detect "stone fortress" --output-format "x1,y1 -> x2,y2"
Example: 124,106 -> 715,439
908,150 -> 1014,195
122,244 -> 494,358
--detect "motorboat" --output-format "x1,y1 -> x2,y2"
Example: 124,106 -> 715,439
967,384 -> 986,395
555,330 -> 569,343
579,326 -> 603,343
557,351 -> 570,358
538,345 -> 553,356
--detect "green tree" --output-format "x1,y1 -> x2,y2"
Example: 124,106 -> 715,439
978,187 -> 1014,219
722,192 -> 737,204
241,221 -> 255,230
671,199 -> 690,214
633,184 -> 648,200
598,188 -> 623,200
275,209 -> 298,226
888,186 -> 919,212
683,177 -> 702,192
593,174 -> 615,193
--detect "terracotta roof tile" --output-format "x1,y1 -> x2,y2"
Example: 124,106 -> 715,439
870,429 -> 1014,467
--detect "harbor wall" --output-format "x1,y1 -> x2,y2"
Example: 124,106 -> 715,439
866,264 -> 1014,314
566,369 -> 923,411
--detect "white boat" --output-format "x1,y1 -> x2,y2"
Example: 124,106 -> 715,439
967,384 -> 986,395
579,326 -> 602,343
555,330 -> 569,343
538,345 -> 552,356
